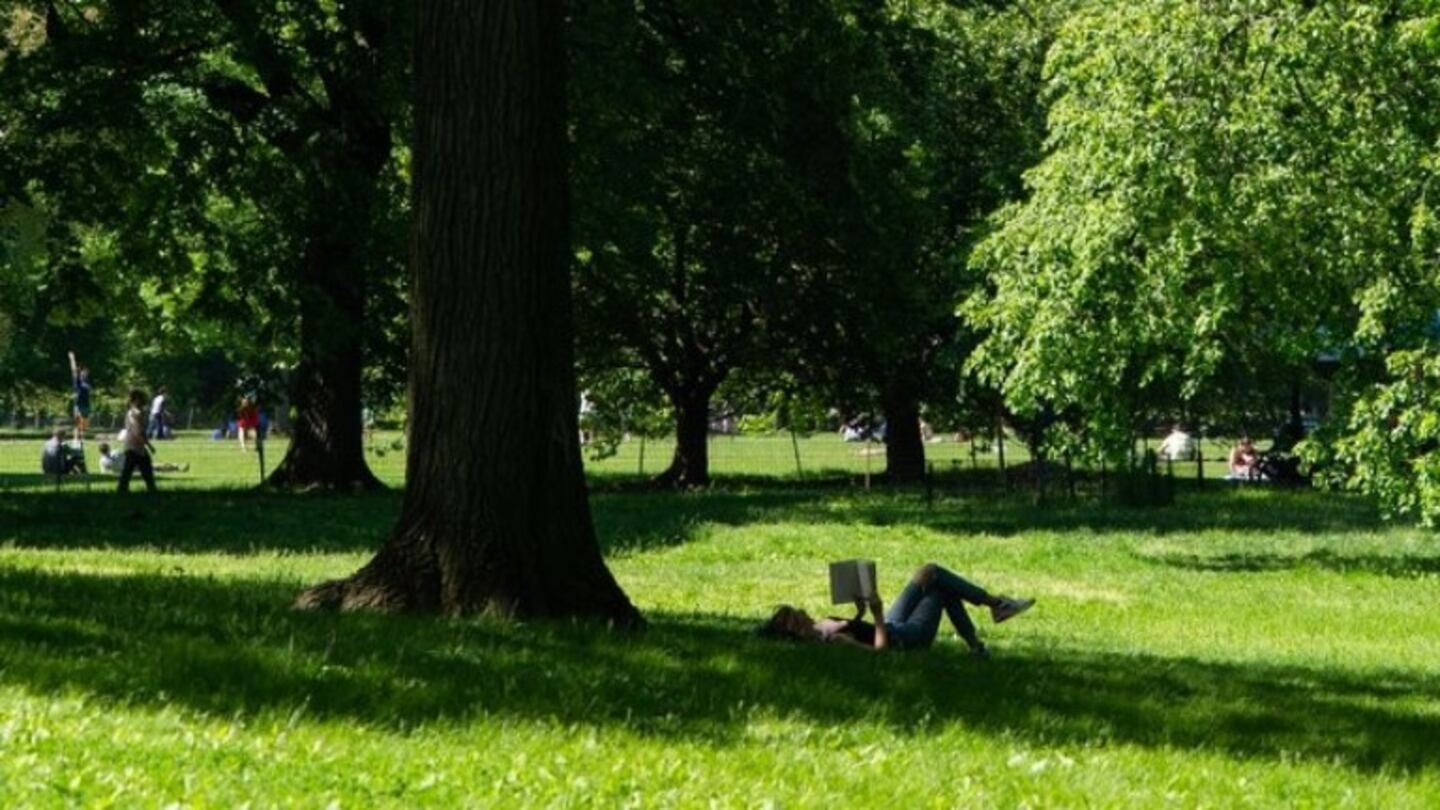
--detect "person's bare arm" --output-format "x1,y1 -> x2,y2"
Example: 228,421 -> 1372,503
870,596 -> 888,650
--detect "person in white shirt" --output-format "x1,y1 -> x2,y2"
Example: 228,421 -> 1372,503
148,386 -> 169,440
119,389 -> 157,493
99,440 -> 188,474
1157,424 -> 1196,462
99,441 -> 121,474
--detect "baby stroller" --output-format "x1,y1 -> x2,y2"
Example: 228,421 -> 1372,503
1255,452 -> 1310,487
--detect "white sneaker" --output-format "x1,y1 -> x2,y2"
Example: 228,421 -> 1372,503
990,596 -> 1034,624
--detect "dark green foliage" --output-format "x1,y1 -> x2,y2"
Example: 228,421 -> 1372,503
0,2 -> 411,476
1112,452 -> 1176,509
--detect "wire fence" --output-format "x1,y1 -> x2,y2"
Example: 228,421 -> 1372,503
0,428 -> 1254,493
582,432 -> 1036,480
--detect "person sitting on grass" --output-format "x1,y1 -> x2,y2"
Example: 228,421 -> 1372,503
98,441 -> 189,474
1227,436 -> 1261,481
759,563 -> 1034,658
40,430 -> 87,476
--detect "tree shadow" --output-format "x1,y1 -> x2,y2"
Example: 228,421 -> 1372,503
592,488 -> 837,554
1139,548 -> 1440,579
781,487 -> 1387,538
0,473 -> 98,490
0,489 -> 404,554
0,486 -> 814,557
595,483 -> 1389,556
0,566 -> 1435,775
0,484 -> 1392,558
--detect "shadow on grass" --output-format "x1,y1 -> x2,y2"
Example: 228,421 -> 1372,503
1141,549 -> 1440,579
0,487 -> 815,557
0,483 -> 1391,558
0,473 -> 98,490
597,485 -> 1390,554
0,489 -> 404,554
0,566 -> 1435,775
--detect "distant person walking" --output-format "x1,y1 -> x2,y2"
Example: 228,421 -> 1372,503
118,389 -> 157,493
69,352 -> 91,443
148,386 -> 169,440
236,395 -> 260,452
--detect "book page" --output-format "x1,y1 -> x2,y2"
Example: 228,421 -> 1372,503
829,559 -> 877,604
829,560 -> 859,604
856,560 -> 876,599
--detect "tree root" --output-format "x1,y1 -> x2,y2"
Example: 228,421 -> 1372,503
292,571 -> 423,613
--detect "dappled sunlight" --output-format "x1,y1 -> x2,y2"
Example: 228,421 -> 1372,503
2,485 -> 1437,805
0,564 -> 1436,777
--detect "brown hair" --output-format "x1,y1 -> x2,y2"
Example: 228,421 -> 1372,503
757,605 -> 813,642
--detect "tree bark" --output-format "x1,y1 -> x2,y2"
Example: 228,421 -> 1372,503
654,387 -> 712,488
266,222 -> 380,489
265,85 -> 393,490
296,0 -> 641,625
881,385 -> 925,483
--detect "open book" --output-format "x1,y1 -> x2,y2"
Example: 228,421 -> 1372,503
829,559 -> 877,604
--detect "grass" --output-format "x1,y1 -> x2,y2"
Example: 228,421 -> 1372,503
3,430 -> 1028,492
2,429 -> 1257,492
1,459 -> 1438,805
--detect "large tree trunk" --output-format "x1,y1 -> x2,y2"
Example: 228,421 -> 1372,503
266,226 -> 380,489
296,0 -> 641,625
654,387 -> 712,488
881,385 -> 925,483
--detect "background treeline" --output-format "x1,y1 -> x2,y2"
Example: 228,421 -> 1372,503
4,1 -> 1440,521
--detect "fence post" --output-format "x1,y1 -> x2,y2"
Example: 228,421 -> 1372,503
995,420 -> 1008,490
637,435 -> 646,477
864,439 -> 872,491
1196,433 -> 1205,487
789,428 -> 804,480
257,431 -> 267,485
1034,448 -> 1045,505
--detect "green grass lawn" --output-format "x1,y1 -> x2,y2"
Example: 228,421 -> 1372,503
1,474 -> 1438,805
4,430 -> 1033,492
3,429 -> 1258,492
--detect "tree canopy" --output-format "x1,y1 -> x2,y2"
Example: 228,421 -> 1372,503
967,1 -> 1440,477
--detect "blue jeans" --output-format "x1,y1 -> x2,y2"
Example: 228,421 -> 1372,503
884,565 -> 992,650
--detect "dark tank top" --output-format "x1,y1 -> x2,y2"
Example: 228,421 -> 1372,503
821,617 -> 875,646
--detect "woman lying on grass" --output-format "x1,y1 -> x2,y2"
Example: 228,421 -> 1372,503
760,563 -> 1033,658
